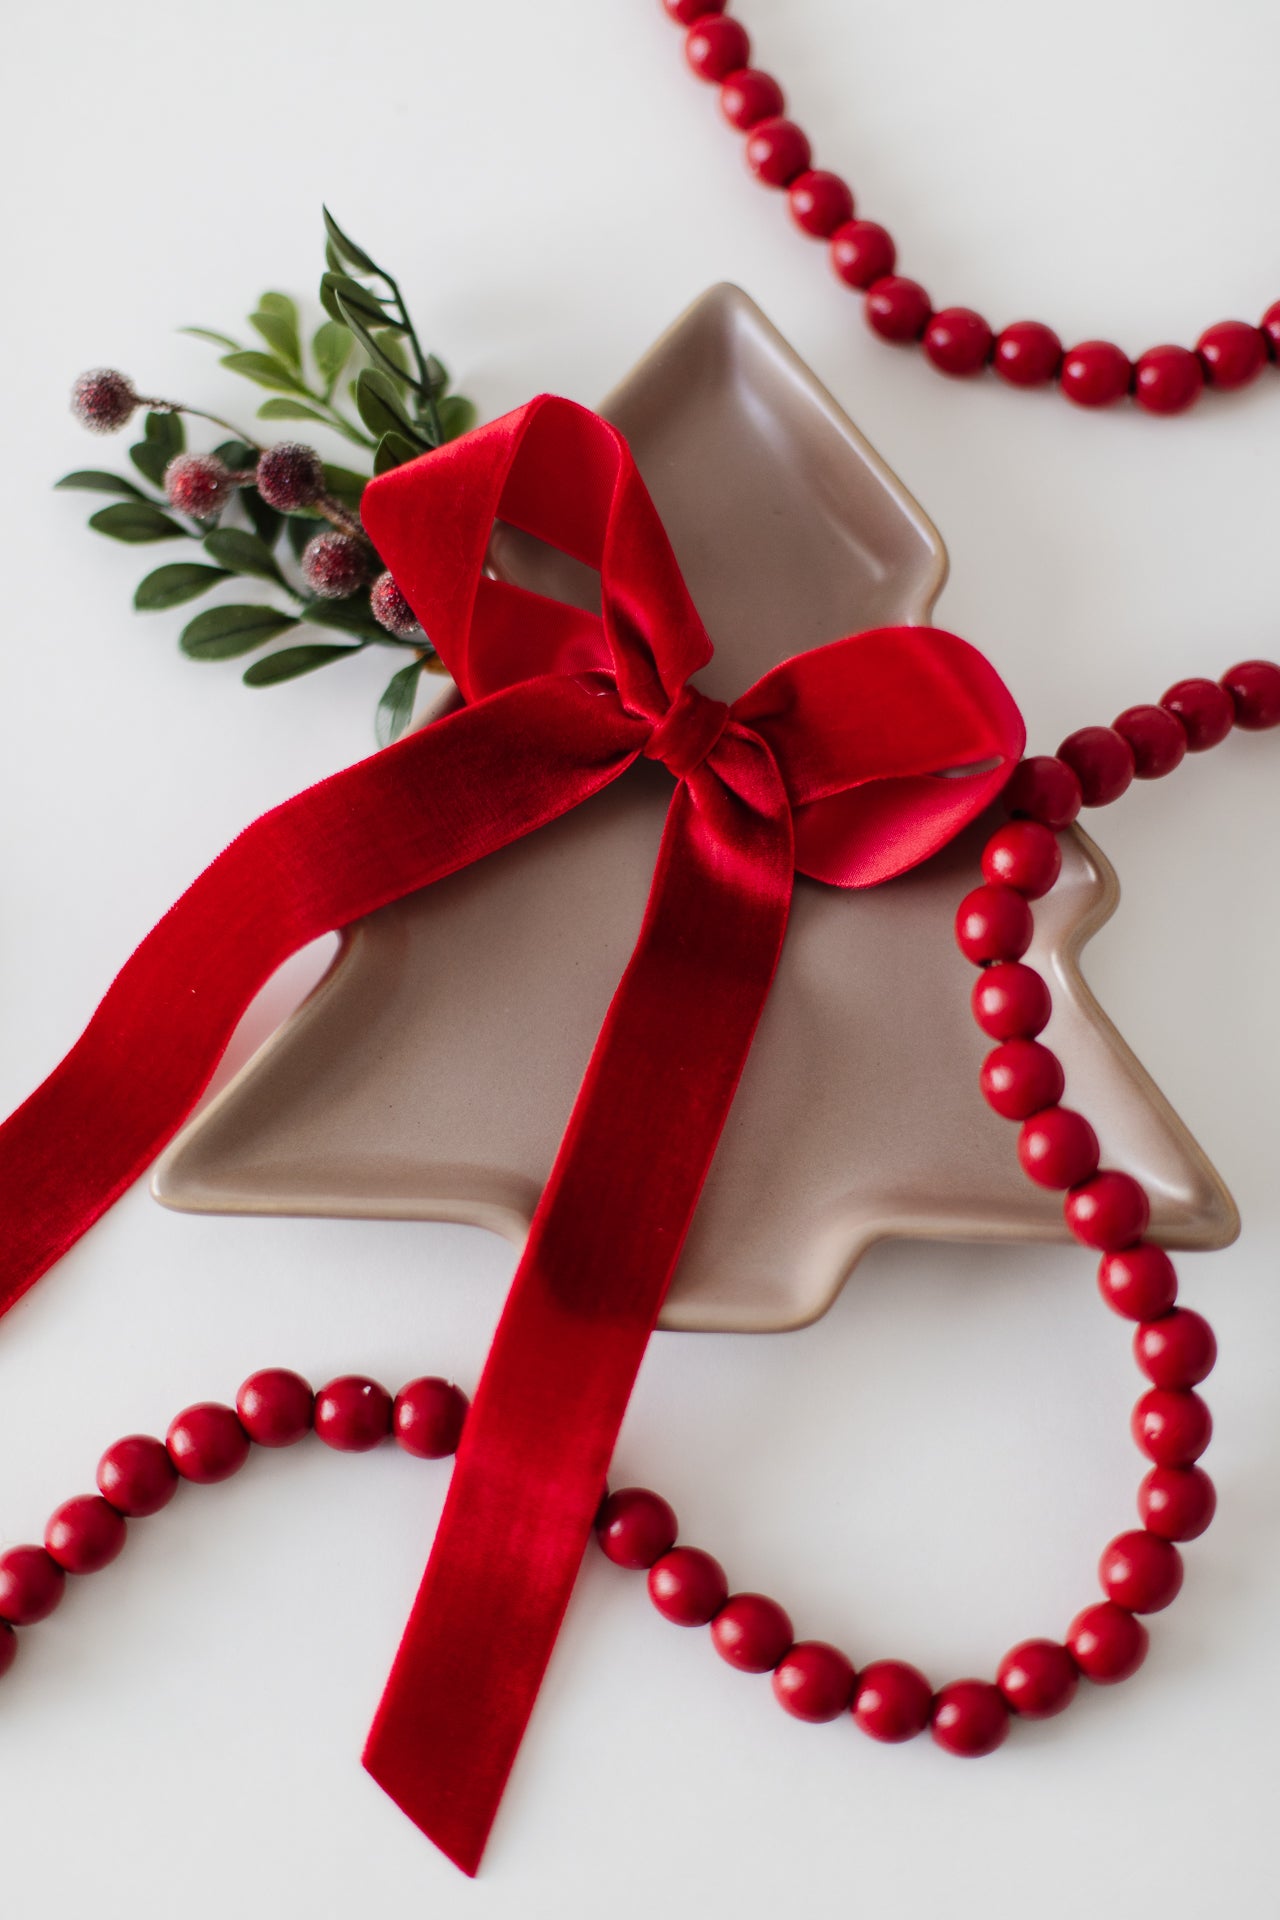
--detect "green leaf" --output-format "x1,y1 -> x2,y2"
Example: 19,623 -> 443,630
302,596 -> 384,643
255,397 -> 334,427
375,657 -> 425,747
243,641 -> 360,686
372,330 -> 413,380
180,604 -> 299,661
354,368 -> 418,441
203,527 -> 286,585
211,439 -> 258,472
335,295 -> 414,389
424,353 -> 449,398
130,408 -> 184,486
322,273 -> 403,332
243,487 -> 282,548
374,430 -> 423,475
322,206 -> 378,276
286,516 -> 315,562
320,463 -> 367,504
89,501 -> 186,543
134,562 -> 231,611
250,298 -> 301,369
220,350 -> 307,395
180,326 -> 241,349
312,319 -> 352,391
55,469 -> 149,500
323,238 -> 344,275
437,395 -> 478,442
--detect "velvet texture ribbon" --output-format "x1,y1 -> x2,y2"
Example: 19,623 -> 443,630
0,396 -> 1024,1874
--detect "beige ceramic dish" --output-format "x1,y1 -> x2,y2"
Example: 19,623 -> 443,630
154,285 -> 1238,1331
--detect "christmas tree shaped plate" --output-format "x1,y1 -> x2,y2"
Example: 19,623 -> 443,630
153,284 -> 1238,1331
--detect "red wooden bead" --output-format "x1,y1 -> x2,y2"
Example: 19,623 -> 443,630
393,1377 -> 469,1458
314,1376 -> 393,1453
45,1495 -> 127,1575
930,1679 -> 1009,1756
980,1040 -> 1064,1121
1134,344 -> 1203,416
648,1546 -> 728,1625
1098,1244 -> 1178,1320
1160,677 -> 1234,751
981,820 -> 1062,898
1134,1309 -> 1217,1388
1067,1600 -> 1148,1683
1003,755 -> 1082,830
597,1487 -> 678,1570
236,1369 -> 314,1448
1100,1530 -> 1183,1612
1263,300 -> 1280,358
830,219 -> 896,290
1133,1387 -> 1212,1466
1112,704 -> 1187,779
1060,341 -> 1132,408
772,1640 -> 855,1721
1139,1465 -> 1216,1542
865,276 -> 931,343
711,1592 -> 794,1671
1064,1171 -> 1150,1252
1197,320 -> 1267,391
744,116 -> 811,187
167,1403 -> 251,1484
0,1624 -> 15,1680
954,884 -> 1034,966
1221,659 -> 1280,731
1017,1107 -> 1100,1189
664,0 -> 725,24
993,320 -> 1062,388
719,67 -> 784,130
685,15 -> 749,81
924,307 -> 993,377
997,1639 -> 1079,1719
0,1546 -> 65,1625
971,962 -> 1052,1041
788,169 -> 853,237
851,1659 -> 933,1742
96,1434 -> 179,1517
1056,726 -> 1134,806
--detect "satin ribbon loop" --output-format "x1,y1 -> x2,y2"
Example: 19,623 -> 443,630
642,683 -> 731,779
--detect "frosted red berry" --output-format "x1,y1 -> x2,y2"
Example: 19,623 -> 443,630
164,453 -> 235,518
44,1495 -> 127,1575
370,570 -> 422,637
70,368 -> 139,433
236,1369 -> 315,1448
97,1434 -> 179,1517
314,1376 -> 393,1452
302,531 -> 372,599
255,441 -> 325,512
393,1378 -> 470,1459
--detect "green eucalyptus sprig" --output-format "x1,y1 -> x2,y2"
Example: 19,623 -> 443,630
59,210 -> 477,746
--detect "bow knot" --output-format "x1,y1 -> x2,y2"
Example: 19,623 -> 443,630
642,682 -> 731,779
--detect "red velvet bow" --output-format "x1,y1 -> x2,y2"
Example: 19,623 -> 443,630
0,395 -> 1023,1875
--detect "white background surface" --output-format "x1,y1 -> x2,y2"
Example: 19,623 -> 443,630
1,3 -> 1278,1914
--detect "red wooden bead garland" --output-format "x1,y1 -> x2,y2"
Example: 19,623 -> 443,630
971,963 -> 1051,1041
1132,1388 -> 1212,1466
931,1680 -> 1010,1756
166,1403 -> 250,1484
830,220 -> 895,290
665,0 -> 724,23
1067,1602 -> 1148,1683
685,16 -> 750,81
45,1495 -> 127,1575
851,1660 -> 933,1742
1003,755 -> 1082,830
97,1434 -> 178,1516
788,169 -> 853,237
597,1487 -> 679,1569
980,1040 -> 1064,1121
236,1368 -> 314,1448
0,1624 -> 15,1680
745,117 -> 810,187
1221,659 -> 1280,730
648,1546 -> 729,1625
772,1641 -> 855,1721
993,322 -> 1062,388
996,1639 -> 1078,1719
1112,705 -> 1187,779
923,308 -> 993,378
0,1546 -> 65,1625
981,820 -> 1062,898
314,1376 -> 393,1452
1134,345 -> 1203,416
719,68 -> 784,131
1064,1171 -> 1150,1252
1139,1466 -> 1216,1542
393,1377 -> 470,1458
1197,320 -> 1267,390
712,1592 -> 794,1672
1100,1531 -> 1184,1613
866,276 -> 932,343
1134,1310 -> 1217,1389
1056,726 -> 1134,807
1161,678 -> 1234,751
1098,1244 -> 1178,1321
954,884 -> 1033,964
1016,1108 -> 1100,1190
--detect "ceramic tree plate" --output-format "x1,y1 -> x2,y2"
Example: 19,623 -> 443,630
153,284 -> 1238,1332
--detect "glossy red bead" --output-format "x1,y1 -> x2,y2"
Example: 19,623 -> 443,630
788,169 -> 853,237
1134,1309 -> 1217,1388
719,67 -> 784,130
236,1369 -> 314,1448
1064,1171 -> 1150,1252
0,1546 -> 65,1625
924,308 -> 993,377
0,1624 -> 15,1680
96,1434 -> 179,1517
980,1040 -> 1064,1121
1112,704 -> 1187,778
1161,678 -> 1234,751
971,962 -> 1052,1041
1263,300 -> 1280,358
865,276 -> 932,343
1056,726 -> 1134,807
830,219 -> 896,290
1133,1387 -> 1212,1466
167,1403 -> 251,1483
772,1640 -> 855,1722
955,885 -> 1034,966
597,1488 -> 678,1570
1197,320 -> 1267,391
1098,1244 -> 1178,1320
1100,1530 -> 1183,1612
1004,755 -> 1082,830
685,15 -> 749,81
648,1546 -> 728,1625
1139,1465 -> 1216,1542
1134,344 -> 1203,416
45,1495 -> 126,1575
993,321 -> 1062,388
1221,659 -> 1280,730
314,1376 -> 393,1453
393,1377 -> 469,1458
981,820 -> 1062,898
930,1680 -> 1009,1757
665,0 -> 724,23
851,1659 -> 933,1742
1067,1601 -> 1148,1683
997,1639 -> 1079,1719
1060,340 -> 1132,408
711,1592 -> 794,1672
744,116 -> 810,187
1017,1107 -> 1100,1189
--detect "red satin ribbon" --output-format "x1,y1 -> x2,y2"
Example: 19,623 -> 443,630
0,395 -> 1024,1874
